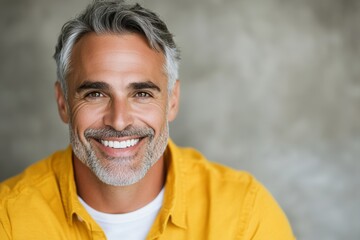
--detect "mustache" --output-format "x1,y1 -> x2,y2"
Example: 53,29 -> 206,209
84,126 -> 154,139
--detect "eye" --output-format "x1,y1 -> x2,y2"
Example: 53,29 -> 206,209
85,91 -> 104,99
134,92 -> 152,98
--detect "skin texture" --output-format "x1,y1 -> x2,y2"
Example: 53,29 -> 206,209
55,33 -> 180,213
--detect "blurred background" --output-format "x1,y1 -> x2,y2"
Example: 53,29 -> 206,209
1,0 -> 359,239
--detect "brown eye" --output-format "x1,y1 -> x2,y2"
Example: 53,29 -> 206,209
86,92 -> 104,98
135,92 -> 151,98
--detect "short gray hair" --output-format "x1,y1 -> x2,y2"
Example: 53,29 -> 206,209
53,0 -> 180,97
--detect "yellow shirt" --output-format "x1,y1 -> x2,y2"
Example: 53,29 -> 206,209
0,140 -> 295,239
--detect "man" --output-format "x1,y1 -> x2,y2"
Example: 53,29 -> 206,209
0,1 -> 295,239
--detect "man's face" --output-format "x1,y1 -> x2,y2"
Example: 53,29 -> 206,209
55,33 -> 179,186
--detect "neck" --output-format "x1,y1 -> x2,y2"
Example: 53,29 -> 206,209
73,154 -> 166,214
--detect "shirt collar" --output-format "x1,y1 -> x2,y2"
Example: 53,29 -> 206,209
55,146 -> 77,224
56,146 -> 98,229
162,139 -> 187,229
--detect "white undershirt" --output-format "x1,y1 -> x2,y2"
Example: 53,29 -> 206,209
78,188 -> 164,240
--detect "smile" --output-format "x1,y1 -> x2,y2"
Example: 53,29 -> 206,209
100,138 -> 140,149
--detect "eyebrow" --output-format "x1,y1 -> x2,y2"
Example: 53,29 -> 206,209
76,81 -> 110,92
76,80 -> 161,93
128,81 -> 161,92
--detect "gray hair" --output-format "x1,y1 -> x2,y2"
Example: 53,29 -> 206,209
53,0 -> 180,98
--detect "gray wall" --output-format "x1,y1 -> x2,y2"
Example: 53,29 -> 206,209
1,0 -> 359,239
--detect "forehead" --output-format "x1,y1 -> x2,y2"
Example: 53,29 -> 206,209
69,33 -> 166,86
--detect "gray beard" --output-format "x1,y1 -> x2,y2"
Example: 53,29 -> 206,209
69,123 -> 169,186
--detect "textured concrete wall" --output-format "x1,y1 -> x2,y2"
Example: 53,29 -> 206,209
1,0 -> 359,239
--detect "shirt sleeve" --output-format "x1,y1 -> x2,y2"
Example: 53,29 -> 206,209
241,180 -> 296,240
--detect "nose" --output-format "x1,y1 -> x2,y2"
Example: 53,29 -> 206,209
103,97 -> 134,131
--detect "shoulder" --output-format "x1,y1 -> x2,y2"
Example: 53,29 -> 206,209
172,143 -> 264,212
0,148 -> 69,204
172,143 -> 295,239
176,144 -> 259,190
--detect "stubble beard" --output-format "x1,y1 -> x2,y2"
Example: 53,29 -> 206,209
69,123 -> 169,187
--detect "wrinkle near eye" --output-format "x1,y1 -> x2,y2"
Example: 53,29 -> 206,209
142,101 -> 168,114
70,101 -> 89,120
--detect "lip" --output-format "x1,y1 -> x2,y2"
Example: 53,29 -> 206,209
91,137 -> 145,158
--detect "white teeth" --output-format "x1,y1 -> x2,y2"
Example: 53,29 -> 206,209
101,139 -> 139,149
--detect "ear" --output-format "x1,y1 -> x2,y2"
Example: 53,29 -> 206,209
55,81 -> 69,123
167,80 -> 180,122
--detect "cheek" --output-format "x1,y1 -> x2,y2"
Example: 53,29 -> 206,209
132,101 -> 168,130
70,102 -> 105,132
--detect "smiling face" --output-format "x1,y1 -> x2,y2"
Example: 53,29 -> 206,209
55,33 -> 179,186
